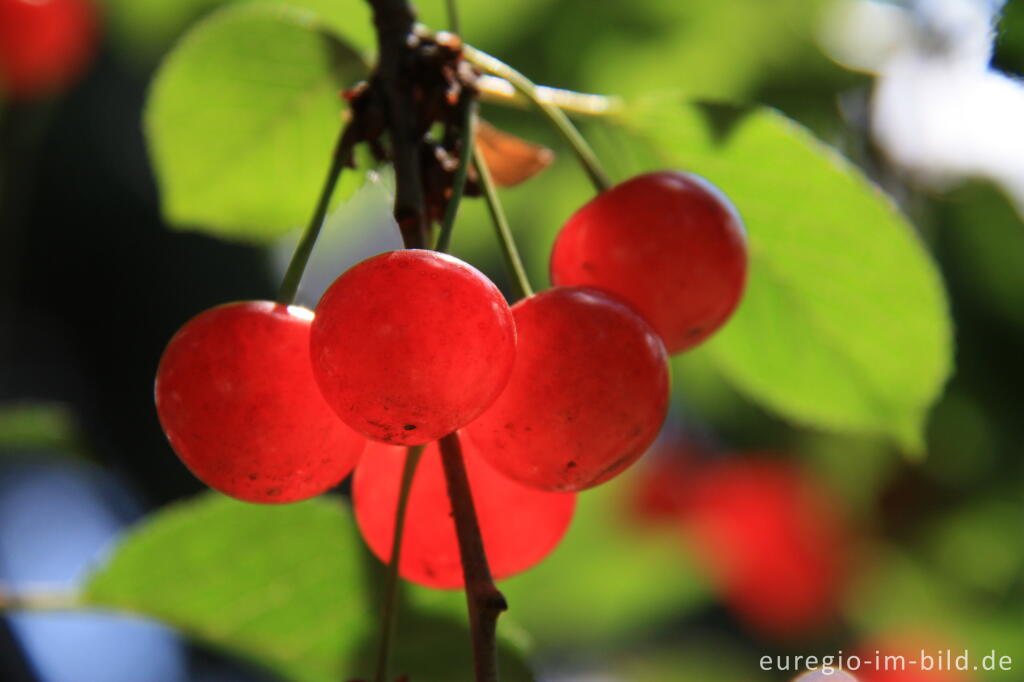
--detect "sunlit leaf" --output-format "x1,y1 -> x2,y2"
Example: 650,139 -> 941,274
85,494 -> 371,681
100,0 -> 375,60
145,3 -> 368,243
84,492 -> 535,681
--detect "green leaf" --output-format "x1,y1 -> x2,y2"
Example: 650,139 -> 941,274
84,493 -> 373,682
620,100 -> 953,450
83,492 -> 536,681
145,3 -> 368,243
100,0 -> 375,60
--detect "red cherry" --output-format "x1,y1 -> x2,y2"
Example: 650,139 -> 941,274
0,0 -> 98,100
155,301 -> 366,504
310,249 -> 516,446
550,171 -> 747,353
353,438 -> 575,589
463,287 -> 670,492
683,457 -> 851,637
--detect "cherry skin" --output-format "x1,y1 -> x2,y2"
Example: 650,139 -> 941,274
353,437 -> 576,589
310,249 -> 516,446
550,170 -> 747,353
682,457 -> 852,637
463,287 -> 670,492
0,0 -> 98,100
155,301 -> 366,504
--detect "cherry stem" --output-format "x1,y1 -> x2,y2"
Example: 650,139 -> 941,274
277,125 -> 357,306
474,75 -> 623,118
373,444 -> 424,682
439,432 -> 507,682
472,138 -> 534,300
461,45 -> 613,194
434,94 -> 476,254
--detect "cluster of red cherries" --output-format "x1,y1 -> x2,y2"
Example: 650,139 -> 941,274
155,171 -> 748,588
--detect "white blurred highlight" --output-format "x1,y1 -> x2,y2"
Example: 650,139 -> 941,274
821,0 -> 1024,217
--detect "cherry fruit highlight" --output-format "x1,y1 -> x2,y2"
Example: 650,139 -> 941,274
353,438 -> 576,589
155,301 -> 366,504
0,0 -> 98,99
310,249 -> 516,446
464,287 -> 670,492
551,170 -> 747,353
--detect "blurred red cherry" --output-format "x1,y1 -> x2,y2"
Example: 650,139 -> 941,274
683,457 -> 853,637
626,443 -> 701,525
0,0 -> 99,99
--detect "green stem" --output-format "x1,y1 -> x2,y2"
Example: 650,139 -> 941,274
445,0 -> 461,34
373,444 -> 425,682
277,125 -> 356,305
462,46 -> 612,193
472,140 -> 533,300
434,95 -> 476,254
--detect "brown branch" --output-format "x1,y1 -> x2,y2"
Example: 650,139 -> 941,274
439,432 -> 507,682
368,0 -> 429,248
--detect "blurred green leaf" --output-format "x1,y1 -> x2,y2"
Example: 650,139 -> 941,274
614,638 -> 771,682
846,543 -> 1024,678
620,100 -> 953,451
845,546 -> 966,634
579,0 -> 836,102
940,183 -> 1024,332
84,493 -> 373,682
0,402 -> 83,455
100,0 -> 551,64
100,0 -> 375,60
145,3 -> 368,243
492,470 -> 710,648
924,498 -> 1024,596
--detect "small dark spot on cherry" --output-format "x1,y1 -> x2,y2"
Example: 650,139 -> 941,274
248,474 -> 259,481
266,487 -> 282,496
566,460 -> 577,469
403,424 -> 416,431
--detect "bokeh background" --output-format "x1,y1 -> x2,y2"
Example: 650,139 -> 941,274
1,0 -> 1022,680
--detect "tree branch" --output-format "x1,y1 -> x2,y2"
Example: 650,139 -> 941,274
369,0 -> 429,248
439,432 -> 507,682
